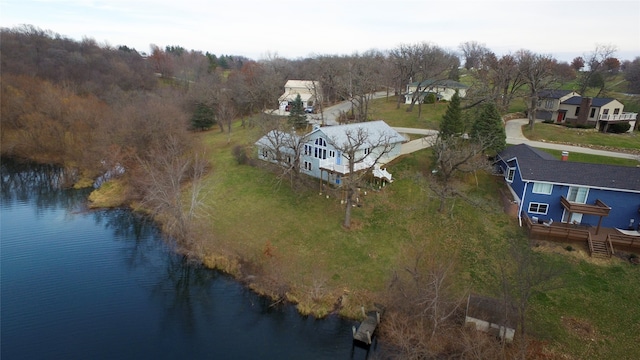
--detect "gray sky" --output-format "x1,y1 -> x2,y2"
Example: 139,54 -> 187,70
2,0 -> 639,62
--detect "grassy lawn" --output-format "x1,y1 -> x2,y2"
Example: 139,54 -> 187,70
185,100 -> 639,358
523,122 -> 640,152
537,148 -> 640,167
368,95 -> 447,129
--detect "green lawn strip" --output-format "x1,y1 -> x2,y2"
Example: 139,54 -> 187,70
523,122 -> 640,151
528,258 -> 640,358
368,96 -> 447,129
536,148 -> 640,167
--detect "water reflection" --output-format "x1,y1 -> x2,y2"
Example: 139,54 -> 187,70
1,159 -> 380,359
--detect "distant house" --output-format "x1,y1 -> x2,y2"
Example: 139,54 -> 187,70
256,121 -> 406,185
536,90 -> 637,132
535,90 -> 580,122
495,144 -> 640,230
278,80 -> 322,112
404,79 -> 468,104
465,294 -> 517,343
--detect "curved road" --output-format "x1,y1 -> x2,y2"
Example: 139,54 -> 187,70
313,97 -> 638,161
505,119 -> 639,160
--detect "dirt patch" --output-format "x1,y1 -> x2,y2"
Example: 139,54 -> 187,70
530,240 -> 613,266
561,317 -> 598,341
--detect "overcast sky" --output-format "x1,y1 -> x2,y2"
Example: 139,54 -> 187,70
2,0 -> 639,62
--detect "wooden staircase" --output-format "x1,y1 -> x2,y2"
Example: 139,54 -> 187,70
588,234 -> 612,258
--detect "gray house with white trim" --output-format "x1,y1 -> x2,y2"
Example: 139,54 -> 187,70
256,121 -> 406,185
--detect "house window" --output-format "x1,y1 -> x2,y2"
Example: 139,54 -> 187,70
261,148 -> 268,158
528,202 -> 549,215
545,99 -> 554,109
532,182 -> 553,195
602,109 -> 609,115
329,150 -> 335,158
614,108 -> 620,115
574,107 -> 580,116
364,148 -> 371,155
589,108 -> 596,118
314,138 -> 327,159
303,161 -> 312,171
304,144 -> 312,156
567,186 -> 588,204
505,167 -> 516,182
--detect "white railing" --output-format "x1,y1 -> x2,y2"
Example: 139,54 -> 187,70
599,112 -> 638,121
319,158 -> 374,174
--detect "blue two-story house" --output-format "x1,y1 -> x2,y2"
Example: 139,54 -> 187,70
256,121 -> 406,186
496,144 -> 640,232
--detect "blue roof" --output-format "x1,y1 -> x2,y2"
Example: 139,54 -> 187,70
538,90 -> 574,99
561,96 -> 615,107
498,144 -> 640,192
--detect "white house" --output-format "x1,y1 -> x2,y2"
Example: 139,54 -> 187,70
256,121 -> 406,185
404,79 -> 468,104
278,80 -> 322,113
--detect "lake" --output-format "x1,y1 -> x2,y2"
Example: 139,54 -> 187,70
0,160 -> 380,359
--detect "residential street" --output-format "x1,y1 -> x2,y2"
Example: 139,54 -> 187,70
505,118 -> 639,160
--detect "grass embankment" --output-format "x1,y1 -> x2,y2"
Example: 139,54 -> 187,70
184,97 -> 640,358
523,122 -> 640,153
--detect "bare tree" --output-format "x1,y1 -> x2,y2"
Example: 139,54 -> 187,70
577,44 -> 617,95
383,247 -> 469,359
135,136 -> 210,257
459,41 -> 491,70
516,50 -> 558,130
428,135 -> 491,213
498,238 -> 566,359
256,117 -> 307,187
396,43 -> 458,113
328,127 -> 397,228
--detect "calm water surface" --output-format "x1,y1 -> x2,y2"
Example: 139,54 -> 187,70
0,161 -> 379,359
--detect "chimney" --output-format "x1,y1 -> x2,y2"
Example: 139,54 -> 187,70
561,151 -> 569,161
576,97 -> 592,126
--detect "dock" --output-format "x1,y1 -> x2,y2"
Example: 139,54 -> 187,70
352,305 -> 384,345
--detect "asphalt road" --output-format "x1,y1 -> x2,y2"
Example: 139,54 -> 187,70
505,118 -> 639,160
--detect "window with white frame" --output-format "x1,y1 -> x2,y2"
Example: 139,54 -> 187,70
506,167 -> 516,182
532,182 -> 553,195
303,161 -> 312,171
304,144 -> 312,156
567,186 -> 588,204
528,202 -> 548,214
261,148 -> 268,158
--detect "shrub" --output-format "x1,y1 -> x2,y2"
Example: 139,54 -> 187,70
424,93 -> 437,104
607,122 -> 631,134
232,145 -> 250,165
565,245 -> 574,252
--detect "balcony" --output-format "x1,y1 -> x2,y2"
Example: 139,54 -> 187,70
598,112 -> 638,121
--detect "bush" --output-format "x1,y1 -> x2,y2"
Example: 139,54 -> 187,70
607,122 -> 631,134
232,145 -> 250,165
424,93 -> 437,104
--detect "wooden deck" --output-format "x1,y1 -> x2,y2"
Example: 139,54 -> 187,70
352,306 -> 384,345
522,213 -> 640,258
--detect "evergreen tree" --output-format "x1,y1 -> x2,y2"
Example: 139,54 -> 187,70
439,91 -> 463,138
288,94 -> 308,130
470,102 -> 506,155
190,102 -> 215,131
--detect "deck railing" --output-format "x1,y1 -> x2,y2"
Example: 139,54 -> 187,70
598,112 -> 638,121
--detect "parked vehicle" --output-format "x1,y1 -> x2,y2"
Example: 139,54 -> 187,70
305,106 -> 314,114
